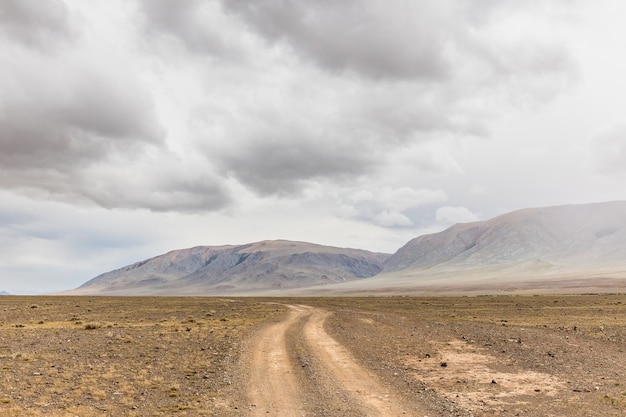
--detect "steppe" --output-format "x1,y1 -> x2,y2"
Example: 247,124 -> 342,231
1,294 -> 626,416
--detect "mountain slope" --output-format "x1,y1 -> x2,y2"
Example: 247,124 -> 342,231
70,201 -> 626,296
303,201 -> 626,295
384,201 -> 626,273
70,240 -> 389,295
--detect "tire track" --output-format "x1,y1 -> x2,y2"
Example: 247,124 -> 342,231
301,307 -> 411,416
246,305 -> 309,416
245,305 -> 417,416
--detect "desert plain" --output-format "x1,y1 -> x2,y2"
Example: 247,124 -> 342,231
1,294 -> 626,416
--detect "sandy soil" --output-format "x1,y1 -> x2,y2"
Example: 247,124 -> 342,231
242,305 -> 421,416
245,305 -> 307,416
2,295 -> 626,416
320,296 -> 626,417
236,295 -> 626,417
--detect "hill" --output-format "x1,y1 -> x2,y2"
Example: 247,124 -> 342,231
385,201 -> 626,271
69,240 -> 389,295
69,201 -> 626,296
307,201 -> 626,295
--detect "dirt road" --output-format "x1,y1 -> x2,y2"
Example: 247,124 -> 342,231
3,295 -> 624,416
245,305 -> 308,416
244,305 -> 420,416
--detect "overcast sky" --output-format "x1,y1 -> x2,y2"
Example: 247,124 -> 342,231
1,0 -> 626,294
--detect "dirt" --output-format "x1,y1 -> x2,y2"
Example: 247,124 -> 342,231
2,295 -> 626,416
319,295 -> 626,417
241,305 -> 421,416
0,297 -> 279,416
236,295 -> 626,416
245,305 -> 307,416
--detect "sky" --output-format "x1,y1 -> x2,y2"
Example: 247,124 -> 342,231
1,0 -> 626,294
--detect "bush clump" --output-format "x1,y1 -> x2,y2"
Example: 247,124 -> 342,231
84,322 -> 102,330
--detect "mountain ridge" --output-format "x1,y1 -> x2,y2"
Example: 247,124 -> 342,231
70,240 -> 389,295
383,201 -> 626,273
68,201 -> 626,295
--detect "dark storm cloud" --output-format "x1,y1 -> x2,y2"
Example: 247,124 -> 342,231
0,62 -> 164,171
195,85 -> 411,196
202,82 -> 483,196
0,36 -> 231,213
216,131 -> 378,196
200,0 -> 576,197
0,154 -> 233,213
0,0 -> 580,211
223,0 -> 576,85
0,0 -> 75,48
196,75 -> 491,197
76,165 -> 233,213
0,2 -> 204,212
222,0 -> 451,80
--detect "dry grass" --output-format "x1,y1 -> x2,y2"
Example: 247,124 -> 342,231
307,293 -> 626,334
316,294 -> 626,416
0,296 -> 285,416
2,294 -> 626,416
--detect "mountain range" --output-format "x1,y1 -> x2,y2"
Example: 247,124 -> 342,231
69,201 -> 626,295
70,240 -> 388,295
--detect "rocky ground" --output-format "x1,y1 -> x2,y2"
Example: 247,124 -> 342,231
320,295 -> 626,416
1,295 -> 625,416
0,297 -> 279,416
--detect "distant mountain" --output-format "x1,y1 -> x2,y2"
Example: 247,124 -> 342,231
0,291 -> 10,296
69,240 -> 389,295
384,201 -> 626,273
69,201 -> 626,296
314,201 -> 626,295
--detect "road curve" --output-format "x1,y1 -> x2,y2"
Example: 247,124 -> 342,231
244,304 -> 416,416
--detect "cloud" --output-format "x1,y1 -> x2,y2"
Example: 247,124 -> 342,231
206,101 -> 381,195
223,0 -> 576,87
0,0 -> 580,215
223,0 -> 451,80
76,153 -> 233,212
0,5 -> 208,211
187,0 -> 576,197
0,191 -> 172,293
0,1 -> 234,213
0,37 -> 164,168
0,55 -> 168,201
138,0 -> 252,59
341,186 -> 447,227
217,137 -> 377,196
191,73 -> 483,197
0,192 -> 140,248
436,206 -> 480,225
0,0 -> 75,48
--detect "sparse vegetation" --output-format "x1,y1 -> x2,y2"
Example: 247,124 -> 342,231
0,296 -> 285,416
1,295 -> 625,416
